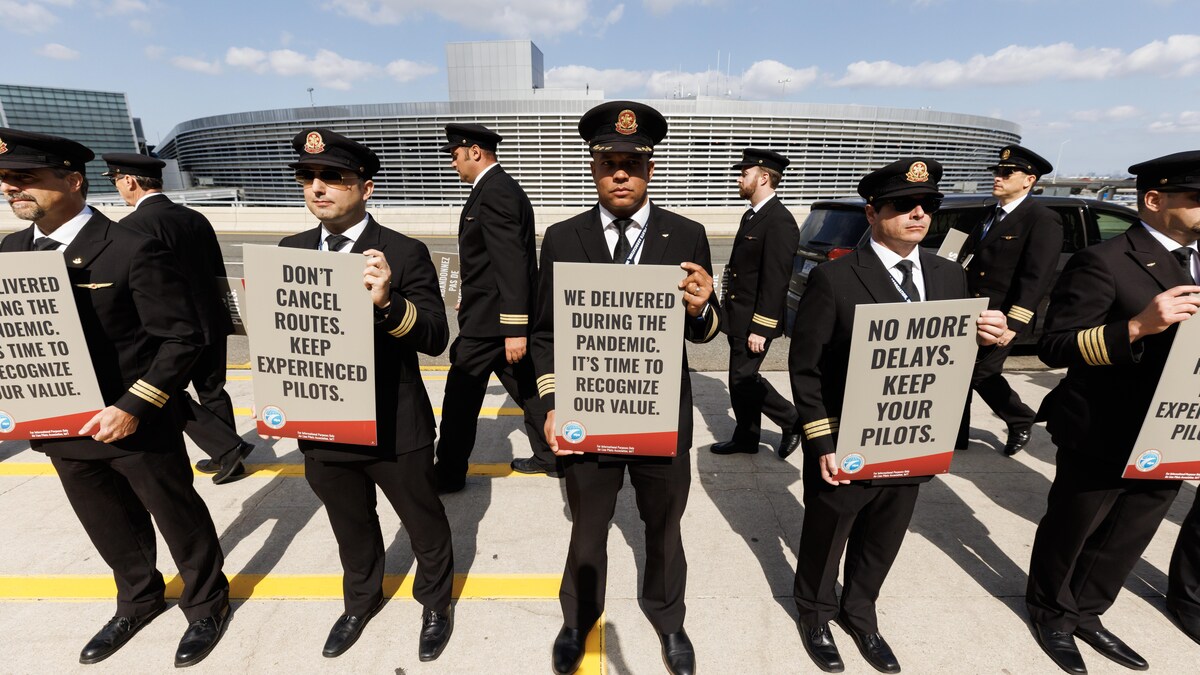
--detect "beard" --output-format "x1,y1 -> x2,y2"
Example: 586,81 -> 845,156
7,194 -> 46,222
738,183 -> 754,200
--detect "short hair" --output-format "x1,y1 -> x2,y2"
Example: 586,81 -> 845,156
48,167 -> 87,199
762,167 -> 782,189
133,175 -> 164,191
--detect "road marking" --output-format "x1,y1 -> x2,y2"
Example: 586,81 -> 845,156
0,462 -> 548,479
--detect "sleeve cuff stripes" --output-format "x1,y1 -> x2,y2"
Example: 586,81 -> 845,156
129,379 -> 169,408
499,313 -> 529,326
704,308 -> 721,341
1006,305 -> 1034,324
537,373 -> 555,398
387,299 -> 417,338
1076,326 -> 1112,366
802,417 -> 839,440
751,313 -> 779,329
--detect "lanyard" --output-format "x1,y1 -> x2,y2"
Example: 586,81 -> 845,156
622,222 -> 649,265
887,270 -> 916,303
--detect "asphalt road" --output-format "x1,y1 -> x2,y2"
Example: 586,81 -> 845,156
221,232 -> 1047,372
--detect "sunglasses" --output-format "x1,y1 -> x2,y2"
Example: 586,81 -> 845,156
294,168 -> 356,189
880,196 -> 942,214
992,168 -> 1022,178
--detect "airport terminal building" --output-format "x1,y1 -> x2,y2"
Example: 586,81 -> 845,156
158,41 -> 1021,207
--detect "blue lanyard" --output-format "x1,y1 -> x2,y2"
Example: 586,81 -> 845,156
887,270 -> 916,303
622,221 -> 649,265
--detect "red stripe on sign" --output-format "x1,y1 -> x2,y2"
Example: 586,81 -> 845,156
846,451 -> 955,481
557,431 -> 678,457
0,410 -> 102,441
1122,460 -> 1200,481
256,420 -> 377,446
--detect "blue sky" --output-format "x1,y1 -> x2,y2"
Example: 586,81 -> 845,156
2,0 -> 1197,176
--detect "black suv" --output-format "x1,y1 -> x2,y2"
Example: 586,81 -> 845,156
785,194 -> 1141,341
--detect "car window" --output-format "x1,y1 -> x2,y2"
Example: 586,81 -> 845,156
797,208 -> 868,249
1052,207 -> 1087,253
926,207 -> 988,248
1093,208 -> 1139,241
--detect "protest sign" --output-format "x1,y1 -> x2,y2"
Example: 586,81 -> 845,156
835,297 -> 987,479
1123,315 -> 1200,479
552,262 -> 684,456
0,252 -> 105,439
713,263 -> 726,305
937,229 -> 970,263
431,251 -> 461,306
217,277 -> 247,336
243,245 -> 376,445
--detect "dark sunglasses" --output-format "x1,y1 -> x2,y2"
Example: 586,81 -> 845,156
880,196 -> 942,214
294,168 -> 355,188
992,167 -> 1022,178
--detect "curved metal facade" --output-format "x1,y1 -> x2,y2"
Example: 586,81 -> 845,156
158,99 -> 1020,207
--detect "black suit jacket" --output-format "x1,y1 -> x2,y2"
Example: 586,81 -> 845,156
457,166 -> 538,338
118,193 -> 234,342
1037,223 -> 1192,477
724,195 -> 800,339
278,216 -> 448,461
0,210 -> 204,458
530,203 -> 722,457
788,244 -> 971,486
959,196 -> 1063,333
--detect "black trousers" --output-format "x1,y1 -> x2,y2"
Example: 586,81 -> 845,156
727,335 -> 798,446
1026,449 -> 1181,631
183,339 -> 243,463
51,447 -> 229,622
957,343 -> 1036,446
793,476 -> 920,634
436,335 -> 554,478
560,452 -> 692,634
304,446 -> 454,615
1168,493 -> 1200,620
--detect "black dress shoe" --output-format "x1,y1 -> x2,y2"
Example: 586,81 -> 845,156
843,628 -> 900,673
174,603 -> 230,668
710,439 -> 758,455
1073,627 -> 1147,670
322,599 -> 385,658
1004,427 -> 1032,456
79,605 -> 166,664
195,459 -> 246,479
777,432 -> 802,459
798,621 -> 844,673
418,605 -> 453,662
659,629 -> 695,675
1034,624 -> 1087,674
213,442 -> 254,485
1170,606 -> 1200,645
510,457 -> 562,477
552,625 -> 586,674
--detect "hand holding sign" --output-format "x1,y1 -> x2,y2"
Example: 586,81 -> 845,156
819,452 -> 851,486
678,262 -> 713,318
1128,285 -> 1200,343
976,309 -> 1008,346
362,248 -> 392,309
78,406 -> 139,443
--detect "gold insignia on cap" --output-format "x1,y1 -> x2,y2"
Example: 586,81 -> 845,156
0,138 -> 7,155
615,109 -> 638,136
72,257 -> 82,265
304,131 -> 326,154
905,161 -> 930,183
1160,178 -> 1169,185
635,146 -> 653,152
64,161 -> 71,167
1000,148 -> 1011,160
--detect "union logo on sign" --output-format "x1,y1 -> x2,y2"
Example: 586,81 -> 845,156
841,453 -> 865,474
262,406 -> 287,430
562,421 -> 587,444
0,411 -> 14,433
1135,449 -> 1162,473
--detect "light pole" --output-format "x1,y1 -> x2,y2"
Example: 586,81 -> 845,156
778,78 -> 791,97
1052,139 -> 1070,184
307,87 -> 315,107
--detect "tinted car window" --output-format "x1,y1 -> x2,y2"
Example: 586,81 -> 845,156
926,207 -> 988,248
1053,207 -> 1086,253
798,208 -> 867,249
1094,208 -> 1139,241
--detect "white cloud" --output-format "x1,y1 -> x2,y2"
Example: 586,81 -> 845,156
642,0 -> 718,13
1149,111 -> 1200,133
546,59 -> 818,99
171,55 -> 222,75
595,3 -> 623,34
144,45 -> 165,60
224,47 -> 434,90
1071,106 -> 1141,123
0,0 -> 64,32
331,0 -> 589,37
833,34 -> 1200,88
36,43 -> 79,60
386,59 -> 439,83
104,0 -> 147,14
129,18 -> 152,33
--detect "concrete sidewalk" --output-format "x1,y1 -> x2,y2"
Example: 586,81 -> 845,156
0,368 -> 1195,674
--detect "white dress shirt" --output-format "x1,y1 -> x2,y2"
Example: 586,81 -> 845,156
870,237 -> 925,302
319,216 -> 369,252
33,205 -> 92,250
600,200 -> 651,264
1142,221 -> 1200,281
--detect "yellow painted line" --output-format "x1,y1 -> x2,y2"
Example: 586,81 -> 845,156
582,615 -> 605,675
0,573 -> 561,600
228,375 -> 252,381
0,462 -> 541,479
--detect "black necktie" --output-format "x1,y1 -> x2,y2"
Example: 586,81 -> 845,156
33,237 -> 62,251
324,233 -> 352,252
611,218 -> 632,263
895,260 -> 921,302
980,207 -> 1004,240
1172,247 -> 1197,284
